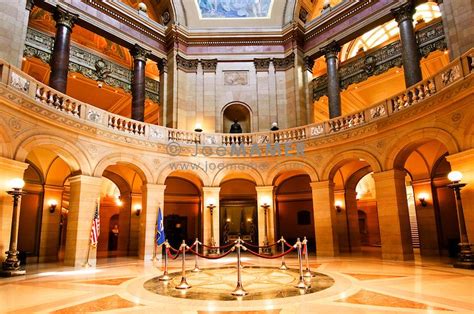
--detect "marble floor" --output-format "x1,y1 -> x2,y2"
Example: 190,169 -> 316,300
0,253 -> 473,313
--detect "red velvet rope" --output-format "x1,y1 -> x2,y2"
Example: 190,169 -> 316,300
187,246 -> 235,259
166,247 -> 181,260
200,241 -> 235,250
242,241 -> 279,249
284,242 -> 293,249
245,245 -> 295,259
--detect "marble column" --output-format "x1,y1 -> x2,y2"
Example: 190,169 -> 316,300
158,58 -> 168,126
344,189 -> 362,252
254,59 -> 271,131
412,180 -> 440,256
373,170 -> 414,260
310,181 -> 339,257
138,184 -> 165,260
392,1 -> 422,87
49,6 -> 78,94
202,187 -> 220,253
321,41 -> 341,118
130,44 -> 150,122
0,157 -> 28,263
256,186 -> 276,252
446,149 -> 474,243
64,175 -> 102,267
38,185 -> 63,262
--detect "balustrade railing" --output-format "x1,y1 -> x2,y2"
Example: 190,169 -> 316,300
0,48 -> 472,151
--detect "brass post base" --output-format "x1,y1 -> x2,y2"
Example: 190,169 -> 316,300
192,266 -> 201,272
231,284 -> 248,296
175,277 -> 191,289
159,273 -> 171,281
279,262 -> 289,270
0,268 -> 26,277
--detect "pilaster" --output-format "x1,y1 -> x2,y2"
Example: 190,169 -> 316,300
202,187 -> 220,253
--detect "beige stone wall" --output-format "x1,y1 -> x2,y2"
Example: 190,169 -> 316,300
168,55 -> 308,132
439,0 -> 474,59
0,0 -> 29,67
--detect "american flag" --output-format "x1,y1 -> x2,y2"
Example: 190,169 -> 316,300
90,201 -> 100,247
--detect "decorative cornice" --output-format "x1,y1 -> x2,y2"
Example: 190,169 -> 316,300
391,1 -> 416,25
304,56 -> 315,72
130,44 -> 151,62
53,6 -> 78,30
254,58 -> 271,72
176,54 -> 199,73
201,59 -> 218,73
273,53 -> 295,71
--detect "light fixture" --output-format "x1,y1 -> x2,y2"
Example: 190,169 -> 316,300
260,196 -> 271,207
48,199 -> 58,213
1,178 -> 26,276
134,204 -> 141,216
226,218 -> 231,222
207,197 -> 216,207
335,200 -> 343,213
97,80 -> 103,88
206,197 -> 217,254
115,195 -> 123,207
448,171 -> 463,183
418,193 -> 429,207
9,178 -> 25,190
446,171 -> 474,269
247,218 -> 252,222
194,122 -> 203,133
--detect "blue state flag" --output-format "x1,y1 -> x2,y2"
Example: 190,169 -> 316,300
156,207 -> 166,245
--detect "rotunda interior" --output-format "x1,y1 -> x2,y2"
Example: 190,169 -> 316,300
0,0 -> 473,313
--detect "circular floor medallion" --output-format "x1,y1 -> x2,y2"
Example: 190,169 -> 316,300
144,266 -> 335,301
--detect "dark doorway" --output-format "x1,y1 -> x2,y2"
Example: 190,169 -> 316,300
220,201 -> 258,245
165,214 -> 188,249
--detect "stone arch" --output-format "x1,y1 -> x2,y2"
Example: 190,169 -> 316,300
211,164 -> 265,186
14,134 -> 91,175
265,159 -> 319,185
384,127 -> 460,170
156,160 -> 211,186
321,149 -> 382,181
0,119 -> 12,158
221,101 -> 253,133
93,153 -> 154,184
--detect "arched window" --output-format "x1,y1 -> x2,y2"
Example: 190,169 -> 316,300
297,210 -> 311,225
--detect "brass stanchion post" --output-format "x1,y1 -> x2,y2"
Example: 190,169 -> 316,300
159,240 -> 170,281
279,236 -> 289,270
303,237 -> 315,277
192,238 -> 201,272
175,240 -> 191,289
295,238 -> 310,289
231,237 -> 248,296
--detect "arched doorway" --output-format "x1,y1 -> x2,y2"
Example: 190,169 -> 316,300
275,174 -> 316,251
163,176 -> 201,249
222,102 -> 252,133
219,179 -> 257,245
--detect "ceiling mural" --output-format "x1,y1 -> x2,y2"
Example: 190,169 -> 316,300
196,0 -> 274,19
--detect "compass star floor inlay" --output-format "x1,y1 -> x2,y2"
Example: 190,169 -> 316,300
143,266 -> 335,301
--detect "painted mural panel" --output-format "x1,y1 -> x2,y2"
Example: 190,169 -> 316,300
196,0 -> 273,18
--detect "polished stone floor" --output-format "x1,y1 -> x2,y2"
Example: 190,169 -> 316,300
0,251 -> 473,313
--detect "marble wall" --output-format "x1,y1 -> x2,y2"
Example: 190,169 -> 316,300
0,0 -> 29,67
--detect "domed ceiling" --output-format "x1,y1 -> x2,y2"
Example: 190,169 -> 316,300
196,0 -> 274,19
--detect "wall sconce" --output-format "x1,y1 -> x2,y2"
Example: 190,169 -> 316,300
194,122 -> 203,133
335,200 -> 343,213
134,204 -> 141,216
260,196 -> 271,207
115,195 -> 123,207
48,200 -> 58,213
418,193 -> 429,207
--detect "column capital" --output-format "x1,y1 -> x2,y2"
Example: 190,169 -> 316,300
158,58 -> 168,73
391,1 -> 415,25
53,6 -> 78,30
130,44 -> 151,62
201,59 -> 218,73
255,186 -> 274,193
202,186 -> 221,194
304,56 -> 315,72
141,183 -> 166,194
68,175 -> 102,187
254,58 -> 271,72
372,169 -> 406,182
310,180 -> 334,190
273,53 -> 295,71
320,41 -> 341,59
26,0 -> 35,11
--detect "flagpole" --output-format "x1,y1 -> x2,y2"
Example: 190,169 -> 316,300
82,243 -> 92,268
